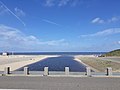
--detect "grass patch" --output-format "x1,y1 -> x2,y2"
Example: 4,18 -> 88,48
100,49 -> 120,57
78,57 -> 120,72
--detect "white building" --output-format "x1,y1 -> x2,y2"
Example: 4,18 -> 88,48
2,52 -> 9,56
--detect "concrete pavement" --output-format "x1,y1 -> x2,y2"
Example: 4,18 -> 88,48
0,76 -> 120,90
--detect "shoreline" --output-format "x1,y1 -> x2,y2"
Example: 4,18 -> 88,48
76,56 -> 120,72
74,55 -> 99,72
0,55 -> 95,71
1,54 -> 120,72
0,55 -> 59,71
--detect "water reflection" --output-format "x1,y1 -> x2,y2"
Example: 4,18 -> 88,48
17,55 -> 86,72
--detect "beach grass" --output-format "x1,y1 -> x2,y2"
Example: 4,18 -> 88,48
77,57 -> 120,72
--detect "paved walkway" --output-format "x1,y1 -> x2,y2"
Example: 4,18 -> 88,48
0,76 -> 120,90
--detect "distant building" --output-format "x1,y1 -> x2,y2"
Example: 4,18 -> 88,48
2,52 -> 9,56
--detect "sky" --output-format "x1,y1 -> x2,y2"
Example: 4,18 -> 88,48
0,0 -> 120,52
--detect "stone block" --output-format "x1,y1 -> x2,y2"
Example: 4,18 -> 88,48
65,67 -> 69,75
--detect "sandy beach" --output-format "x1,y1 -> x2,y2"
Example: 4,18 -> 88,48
0,55 -> 59,71
75,55 -> 120,72
74,55 -> 99,72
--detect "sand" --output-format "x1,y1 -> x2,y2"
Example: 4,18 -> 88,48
74,55 -> 99,72
76,56 -> 120,72
0,55 -> 59,71
1,54 -> 113,72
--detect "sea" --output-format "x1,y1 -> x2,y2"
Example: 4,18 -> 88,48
14,52 -> 106,72
0,52 -> 106,55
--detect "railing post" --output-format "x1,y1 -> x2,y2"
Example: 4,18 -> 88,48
24,67 -> 29,75
86,67 -> 91,77
44,67 -> 49,76
4,67 -> 10,75
65,67 -> 69,75
106,67 -> 112,76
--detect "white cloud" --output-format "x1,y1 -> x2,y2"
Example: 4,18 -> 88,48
14,7 -> 26,17
42,39 -> 68,46
42,19 -> 61,26
117,41 -> 120,44
70,0 -> 80,7
0,25 -> 68,51
81,28 -> 120,37
91,17 -> 120,24
44,0 -> 55,7
44,0 -> 80,7
108,17 -> 120,23
58,0 -> 70,6
0,1 -> 25,26
0,25 -> 39,46
91,18 -> 105,24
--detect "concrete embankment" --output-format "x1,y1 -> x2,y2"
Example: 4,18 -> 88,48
0,55 -> 59,71
74,55 -> 120,72
74,55 -> 99,72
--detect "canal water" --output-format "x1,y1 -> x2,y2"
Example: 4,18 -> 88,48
17,55 -> 86,72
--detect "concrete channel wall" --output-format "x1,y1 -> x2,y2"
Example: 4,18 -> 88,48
0,67 -> 120,77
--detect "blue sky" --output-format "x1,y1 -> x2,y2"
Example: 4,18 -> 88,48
0,0 -> 120,52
